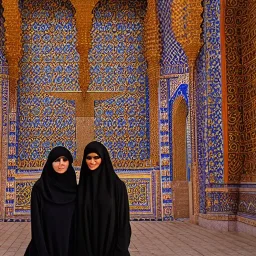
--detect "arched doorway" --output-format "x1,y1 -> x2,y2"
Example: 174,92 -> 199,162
172,96 -> 189,219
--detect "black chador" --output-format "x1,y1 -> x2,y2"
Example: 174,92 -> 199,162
25,146 -> 77,256
76,141 -> 131,256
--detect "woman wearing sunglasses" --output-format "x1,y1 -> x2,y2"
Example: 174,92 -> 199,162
25,146 -> 77,256
76,141 -> 131,256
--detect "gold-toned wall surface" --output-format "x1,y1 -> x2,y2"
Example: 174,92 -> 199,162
225,0 -> 245,183
226,0 -> 256,183
172,96 -> 187,182
172,96 -> 189,219
225,0 -> 256,222
2,0 -> 21,111
240,0 -> 256,182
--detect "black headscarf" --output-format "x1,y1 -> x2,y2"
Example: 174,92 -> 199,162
77,141 -> 131,256
80,141 -> 118,196
36,146 -> 77,204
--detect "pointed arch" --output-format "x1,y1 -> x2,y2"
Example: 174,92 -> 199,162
172,95 -> 189,219
172,95 -> 188,181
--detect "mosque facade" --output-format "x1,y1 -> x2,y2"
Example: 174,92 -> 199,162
0,0 -> 256,235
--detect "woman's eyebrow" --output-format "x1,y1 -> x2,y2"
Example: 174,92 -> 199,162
55,156 -> 67,161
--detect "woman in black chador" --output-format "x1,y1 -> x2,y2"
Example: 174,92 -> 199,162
77,141 -> 131,256
25,146 -> 77,256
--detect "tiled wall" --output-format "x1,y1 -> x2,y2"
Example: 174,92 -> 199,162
157,0 -> 190,220
117,168 -> 161,220
18,0 -> 78,169
196,45 -> 207,213
203,0 -> 224,185
225,0 -> 256,218
195,0 -> 225,215
226,0 -> 256,183
90,1 -> 150,165
0,0 -> 10,219
1,0 -> 161,221
157,0 -> 189,75
1,0 -> 255,223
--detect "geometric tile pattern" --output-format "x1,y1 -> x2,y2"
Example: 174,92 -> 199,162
6,112 -> 17,218
206,190 -> 238,214
159,76 -> 189,220
196,0 -> 224,213
17,0 -> 78,168
238,0 -> 256,183
159,79 -> 170,171
225,0 -> 244,183
169,83 -> 189,219
205,183 -> 256,217
225,0 -> 256,183
0,2 -> 3,51
196,46 -> 207,213
159,79 -> 172,220
157,0 -> 189,75
17,95 -> 76,168
123,178 -> 151,211
169,83 -> 189,181
117,168 -> 161,220
88,0 -> 147,92
201,0 -> 224,184
198,1 -> 224,187
157,0 -> 190,219
1,2 -> 11,219
19,0 -> 80,92
239,192 -> 256,216
1,0 -> 255,225
95,88 -> 150,162
3,87 -> 16,219
9,168 -> 162,220
15,180 -> 36,214
93,1 -> 150,163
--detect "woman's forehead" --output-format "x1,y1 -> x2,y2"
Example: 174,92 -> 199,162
86,152 -> 100,156
54,155 -> 68,160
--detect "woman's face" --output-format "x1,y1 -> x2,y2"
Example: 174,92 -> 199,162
52,156 -> 69,174
85,153 -> 102,171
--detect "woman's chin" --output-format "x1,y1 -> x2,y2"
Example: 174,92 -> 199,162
89,167 -> 98,171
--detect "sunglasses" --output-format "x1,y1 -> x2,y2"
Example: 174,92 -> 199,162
54,156 -> 68,162
85,156 -> 101,160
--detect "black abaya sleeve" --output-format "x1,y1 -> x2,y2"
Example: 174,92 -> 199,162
114,181 -> 131,256
25,186 -> 50,256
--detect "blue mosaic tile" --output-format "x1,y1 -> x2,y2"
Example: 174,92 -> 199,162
88,0 -> 147,92
93,1 -> 150,161
196,45 -> 207,213
159,79 -> 172,220
196,0 -> 224,212
17,0 -> 78,168
157,0 -> 191,219
204,0 -> 224,184
157,0 -> 189,75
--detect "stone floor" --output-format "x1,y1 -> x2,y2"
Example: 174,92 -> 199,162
0,221 -> 256,256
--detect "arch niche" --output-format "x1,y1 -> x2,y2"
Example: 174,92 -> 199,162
172,96 -> 189,219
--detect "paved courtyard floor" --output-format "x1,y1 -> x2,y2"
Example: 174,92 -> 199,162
0,221 -> 256,256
